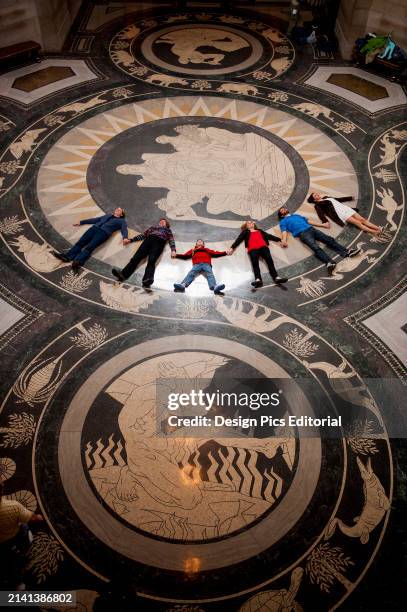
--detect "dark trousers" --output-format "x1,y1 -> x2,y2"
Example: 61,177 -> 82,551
299,227 -> 348,264
249,246 -> 277,281
121,236 -> 165,283
66,227 -> 108,265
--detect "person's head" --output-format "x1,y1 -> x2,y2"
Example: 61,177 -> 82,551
159,218 -> 170,228
241,219 -> 257,231
195,239 -> 205,248
278,207 -> 289,219
113,207 -> 125,218
307,192 -> 323,204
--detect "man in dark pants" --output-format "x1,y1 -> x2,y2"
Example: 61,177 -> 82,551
112,218 -> 176,287
278,207 -> 360,275
53,207 -> 129,271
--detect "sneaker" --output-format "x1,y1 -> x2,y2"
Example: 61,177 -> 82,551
214,283 -> 225,294
71,260 -> 81,273
347,247 -> 361,258
112,268 -> 124,282
52,251 -> 70,262
251,279 -> 263,288
326,262 -> 336,275
142,278 -> 153,288
273,276 -> 288,284
174,283 -> 185,292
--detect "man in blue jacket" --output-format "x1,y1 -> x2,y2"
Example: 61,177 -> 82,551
53,207 -> 130,270
278,207 -> 360,275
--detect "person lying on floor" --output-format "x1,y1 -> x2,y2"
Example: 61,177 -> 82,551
173,239 -> 227,294
308,192 -> 381,235
112,218 -> 176,287
227,220 -> 287,288
278,207 -> 361,276
53,207 -> 130,271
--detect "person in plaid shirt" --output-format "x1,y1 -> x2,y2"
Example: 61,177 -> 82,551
112,218 -> 176,287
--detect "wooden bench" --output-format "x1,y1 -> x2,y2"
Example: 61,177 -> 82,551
0,41 -> 41,72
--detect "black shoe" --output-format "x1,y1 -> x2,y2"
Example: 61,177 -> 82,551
52,251 -> 70,262
112,268 -> 124,282
251,280 -> 263,288
174,283 -> 185,292
273,276 -> 288,284
142,280 -> 153,288
214,283 -> 225,294
347,247 -> 361,258
71,260 -> 81,273
326,262 -> 336,275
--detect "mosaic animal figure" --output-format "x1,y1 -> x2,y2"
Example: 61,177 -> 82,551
145,73 -> 188,86
302,359 -> 383,424
320,242 -> 378,280
118,25 -> 140,40
239,567 -> 303,612
376,187 -> 402,231
217,82 -> 258,95
11,235 -> 66,273
325,457 -> 389,544
293,102 -> 334,121
262,28 -> 286,44
270,57 -> 292,77
60,95 -> 107,115
373,133 -> 400,168
110,49 -> 134,67
9,129 -> 46,159
220,15 -> 244,24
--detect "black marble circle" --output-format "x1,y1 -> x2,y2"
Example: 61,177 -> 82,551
149,27 -> 255,70
81,354 -> 298,544
87,116 -> 310,242
34,326 -> 344,599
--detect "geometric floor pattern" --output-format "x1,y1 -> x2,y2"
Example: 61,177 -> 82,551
0,2 -> 406,610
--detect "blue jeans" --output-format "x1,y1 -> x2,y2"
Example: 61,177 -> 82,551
299,227 -> 348,264
66,226 -> 109,265
182,263 -> 217,289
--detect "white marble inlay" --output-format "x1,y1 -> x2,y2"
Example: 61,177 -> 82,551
0,59 -> 99,104
0,296 -> 24,337
305,66 -> 407,113
364,292 -> 407,365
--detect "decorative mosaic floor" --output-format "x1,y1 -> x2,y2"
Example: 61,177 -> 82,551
0,2 -> 406,610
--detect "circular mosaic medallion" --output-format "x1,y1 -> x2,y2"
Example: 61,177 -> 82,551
36,96 -> 358,289
141,25 -> 263,75
109,13 -> 295,86
26,322 -> 391,606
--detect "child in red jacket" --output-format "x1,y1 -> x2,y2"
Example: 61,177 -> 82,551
174,239 -> 227,294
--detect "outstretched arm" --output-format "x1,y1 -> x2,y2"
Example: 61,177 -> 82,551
280,230 -> 289,247
74,214 -> 107,227
262,230 -> 281,243
206,249 -> 227,258
175,249 -> 193,260
229,230 -> 246,251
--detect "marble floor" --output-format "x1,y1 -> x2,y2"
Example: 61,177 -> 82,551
0,1 -> 406,610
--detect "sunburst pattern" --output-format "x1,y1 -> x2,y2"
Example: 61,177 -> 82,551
36,96 -> 358,292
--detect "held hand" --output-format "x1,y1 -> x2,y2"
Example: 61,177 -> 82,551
123,238 -> 131,245
171,251 -> 177,259
226,248 -> 234,255
280,241 -> 288,248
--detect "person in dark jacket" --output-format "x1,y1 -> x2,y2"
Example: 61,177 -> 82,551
174,239 -> 228,294
308,192 -> 381,234
53,207 -> 129,270
227,220 -> 288,288
112,218 -> 176,287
